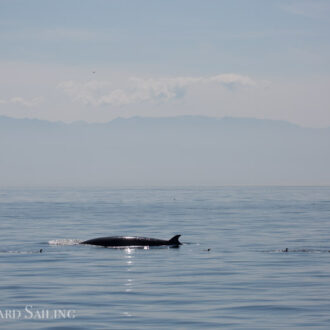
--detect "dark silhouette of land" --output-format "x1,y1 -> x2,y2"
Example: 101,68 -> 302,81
1,116 -> 329,186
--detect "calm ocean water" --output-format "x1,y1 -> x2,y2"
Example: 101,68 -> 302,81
0,186 -> 330,329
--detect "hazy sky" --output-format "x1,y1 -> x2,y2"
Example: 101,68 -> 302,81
1,0 -> 330,127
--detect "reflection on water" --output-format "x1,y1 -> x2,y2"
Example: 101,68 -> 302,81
125,248 -> 134,267
124,248 -> 134,293
124,278 -> 133,293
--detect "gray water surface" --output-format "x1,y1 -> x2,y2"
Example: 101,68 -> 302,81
0,187 -> 330,329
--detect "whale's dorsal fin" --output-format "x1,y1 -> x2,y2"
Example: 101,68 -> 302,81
168,234 -> 181,245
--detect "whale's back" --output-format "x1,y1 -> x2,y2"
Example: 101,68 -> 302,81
81,235 -> 181,247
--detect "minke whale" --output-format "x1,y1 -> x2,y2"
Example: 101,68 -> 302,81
80,235 -> 182,247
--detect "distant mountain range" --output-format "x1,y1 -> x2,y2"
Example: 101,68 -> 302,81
1,115 -> 329,186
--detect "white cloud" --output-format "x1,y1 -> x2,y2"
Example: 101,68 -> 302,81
58,74 -> 256,107
0,96 -> 43,107
208,74 -> 256,86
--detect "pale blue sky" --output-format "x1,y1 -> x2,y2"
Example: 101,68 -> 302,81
1,0 -> 330,126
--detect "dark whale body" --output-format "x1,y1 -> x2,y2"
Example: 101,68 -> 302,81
81,235 -> 181,247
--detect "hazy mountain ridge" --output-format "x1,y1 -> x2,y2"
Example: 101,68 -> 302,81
1,116 -> 329,186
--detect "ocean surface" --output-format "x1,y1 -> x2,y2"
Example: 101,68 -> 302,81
0,186 -> 330,329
